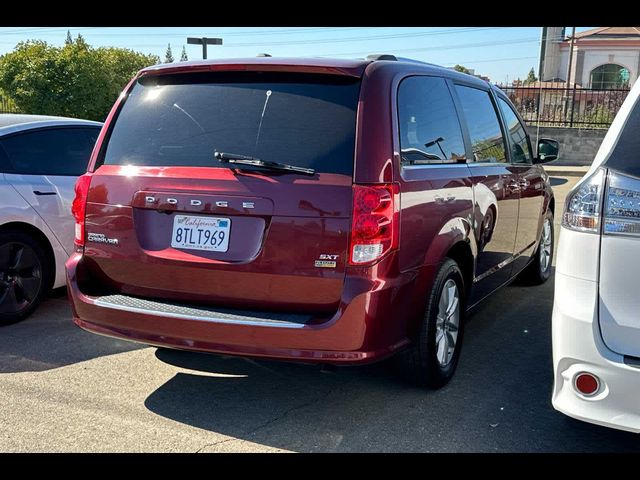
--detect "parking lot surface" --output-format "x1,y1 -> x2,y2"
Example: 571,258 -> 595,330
1,174 -> 638,452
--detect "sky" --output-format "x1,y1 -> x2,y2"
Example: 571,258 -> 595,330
0,26 -> 595,84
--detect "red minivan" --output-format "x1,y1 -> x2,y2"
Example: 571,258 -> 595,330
67,56 -> 557,387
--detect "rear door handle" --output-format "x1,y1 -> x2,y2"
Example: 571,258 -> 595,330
506,180 -> 520,192
33,191 -> 57,196
435,194 -> 456,204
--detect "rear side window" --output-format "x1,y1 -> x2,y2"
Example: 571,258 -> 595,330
0,144 -> 10,172
397,76 -> 466,164
603,93 -> 640,178
99,72 -> 361,176
498,97 -> 533,164
0,127 -> 99,176
455,85 -> 507,164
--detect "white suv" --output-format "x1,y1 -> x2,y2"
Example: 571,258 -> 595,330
0,114 -> 102,325
552,78 -> 640,433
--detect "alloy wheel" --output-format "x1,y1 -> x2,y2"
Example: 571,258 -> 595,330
435,278 -> 460,367
0,242 -> 43,315
539,218 -> 552,274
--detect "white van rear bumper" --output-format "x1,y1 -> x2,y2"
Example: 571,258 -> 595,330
552,268 -> 640,434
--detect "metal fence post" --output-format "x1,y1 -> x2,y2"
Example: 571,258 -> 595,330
569,83 -> 578,128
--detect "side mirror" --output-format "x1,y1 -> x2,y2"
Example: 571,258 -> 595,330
534,138 -> 560,164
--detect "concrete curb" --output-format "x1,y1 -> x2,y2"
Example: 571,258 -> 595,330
543,165 -> 590,177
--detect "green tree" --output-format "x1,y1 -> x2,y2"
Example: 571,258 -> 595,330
0,88 -> 19,113
0,38 -> 160,121
94,46 -> 160,118
76,33 -> 88,48
524,68 -> 538,85
180,45 -> 188,62
164,43 -> 174,63
65,30 -> 73,45
453,64 -> 472,75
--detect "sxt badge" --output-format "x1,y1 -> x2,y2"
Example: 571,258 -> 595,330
315,254 -> 338,268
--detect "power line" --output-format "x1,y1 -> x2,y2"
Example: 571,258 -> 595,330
58,27 -> 379,37
0,26 -> 508,48
321,35 -> 565,57
321,34 -> 640,61
178,29 -> 540,51
0,26 -> 104,35
17,27 -> 507,49
445,55 -> 540,65
0,26 -> 502,39
225,27 -> 506,47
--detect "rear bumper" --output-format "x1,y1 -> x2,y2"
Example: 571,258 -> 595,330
66,253 -> 417,365
552,270 -> 640,434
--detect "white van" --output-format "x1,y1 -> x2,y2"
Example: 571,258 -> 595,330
552,77 -> 640,433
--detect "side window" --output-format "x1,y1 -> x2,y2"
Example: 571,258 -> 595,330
0,144 -> 12,172
397,76 -> 466,165
498,97 -> 533,164
455,85 -> 507,164
0,127 -> 99,176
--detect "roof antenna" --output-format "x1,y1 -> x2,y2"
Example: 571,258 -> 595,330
257,53 -> 272,57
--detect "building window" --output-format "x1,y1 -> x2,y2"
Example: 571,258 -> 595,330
590,64 -> 630,89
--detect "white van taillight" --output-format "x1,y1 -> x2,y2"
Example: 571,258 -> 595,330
562,168 -> 605,233
349,184 -> 399,265
71,173 -> 93,248
604,170 -> 640,236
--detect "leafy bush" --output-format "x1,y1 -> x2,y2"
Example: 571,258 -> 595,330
0,89 -> 19,113
0,36 -> 160,121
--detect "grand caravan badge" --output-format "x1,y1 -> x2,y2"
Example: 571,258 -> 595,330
87,232 -> 119,245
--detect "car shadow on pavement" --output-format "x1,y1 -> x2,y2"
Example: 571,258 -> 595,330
146,349 -> 422,452
145,274 -> 640,452
0,288 -> 144,373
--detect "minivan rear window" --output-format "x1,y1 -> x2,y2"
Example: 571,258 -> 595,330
98,72 -> 361,176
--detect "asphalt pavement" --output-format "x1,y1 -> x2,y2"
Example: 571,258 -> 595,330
1,173 -> 638,452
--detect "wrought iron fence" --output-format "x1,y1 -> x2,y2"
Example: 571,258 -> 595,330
498,85 -> 631,128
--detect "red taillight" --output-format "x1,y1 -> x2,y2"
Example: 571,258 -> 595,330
349,184 -> 399,265
562,168 -> 605,233
72,173 -> 92,248
574,372 -> 600,396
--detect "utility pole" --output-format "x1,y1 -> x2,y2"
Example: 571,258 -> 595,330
564,27 -> 576,124
187,37 -> 223,60
565,27 -> 576,89
538,27 -> 548,80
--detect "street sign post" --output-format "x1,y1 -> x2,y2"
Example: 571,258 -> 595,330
186,37 -> 223,60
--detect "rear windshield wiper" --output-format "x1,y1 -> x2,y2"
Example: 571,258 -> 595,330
214,151 -> 315,176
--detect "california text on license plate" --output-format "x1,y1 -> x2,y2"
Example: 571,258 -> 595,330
171,215 -> 231,252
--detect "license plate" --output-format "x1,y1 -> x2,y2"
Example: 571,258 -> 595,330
171,215 -> 231,252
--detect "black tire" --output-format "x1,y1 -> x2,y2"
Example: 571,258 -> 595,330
0,231 -> 53,326
519,209 -> 554,285
400,258 -> 466,389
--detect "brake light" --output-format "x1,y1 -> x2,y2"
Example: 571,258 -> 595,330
71,173 -> 92,248
349,184 -> 399,265
603,170 -> 640,236
562,168 -> 605,233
